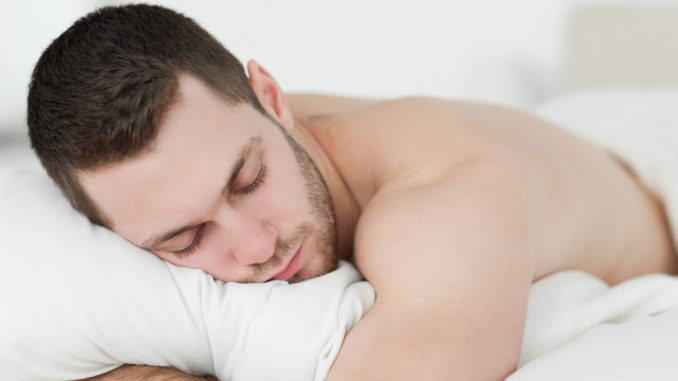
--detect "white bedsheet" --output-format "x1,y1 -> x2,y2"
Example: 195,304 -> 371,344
508,87 -> 678,380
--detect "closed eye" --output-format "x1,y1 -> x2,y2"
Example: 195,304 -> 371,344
237,163 -> 267,195
169,163 -> 265,258
171,224 -> 205,259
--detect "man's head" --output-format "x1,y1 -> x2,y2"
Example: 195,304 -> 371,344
27,4 -> 339,282
28,4 -> 261,225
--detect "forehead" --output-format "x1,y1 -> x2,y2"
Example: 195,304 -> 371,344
79,74 -> 264,243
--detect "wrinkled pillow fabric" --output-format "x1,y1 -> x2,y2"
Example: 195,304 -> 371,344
0,167 -> 374,381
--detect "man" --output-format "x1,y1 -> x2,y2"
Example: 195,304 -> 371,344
27,4 -> 677,380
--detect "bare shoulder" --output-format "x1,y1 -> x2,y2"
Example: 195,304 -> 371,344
323,99 -> 545,379
306,97 -> 500,205
327,154 -> 538,380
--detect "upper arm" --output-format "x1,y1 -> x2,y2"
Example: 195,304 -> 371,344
326,157 -> 539,380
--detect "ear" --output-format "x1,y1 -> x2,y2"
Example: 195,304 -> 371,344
247,60 -> 294,131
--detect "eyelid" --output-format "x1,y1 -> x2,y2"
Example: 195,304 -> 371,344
237,162 -> 267,195
171,224 -> 205,258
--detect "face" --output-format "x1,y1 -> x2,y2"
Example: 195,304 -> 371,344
80,75 -> 338,283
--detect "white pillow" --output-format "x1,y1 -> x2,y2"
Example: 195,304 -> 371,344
0,167 -> 374,380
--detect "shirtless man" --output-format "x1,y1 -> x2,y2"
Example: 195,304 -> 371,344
27,4 -> 677,380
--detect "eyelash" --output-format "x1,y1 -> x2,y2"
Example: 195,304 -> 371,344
237,163 -> 267,195
172,225 -> 204,259
171,163 -> 267,259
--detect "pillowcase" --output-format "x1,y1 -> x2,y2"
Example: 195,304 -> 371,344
0,167 -> 374,380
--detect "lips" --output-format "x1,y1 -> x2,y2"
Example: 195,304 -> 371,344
269,244 -> 303,281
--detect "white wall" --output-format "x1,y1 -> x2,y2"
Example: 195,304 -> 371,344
2,0 -> 677,135
105,0 -> 577,103
0,0 -> 106,133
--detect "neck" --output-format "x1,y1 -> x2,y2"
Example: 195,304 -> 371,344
291,118 -> 360,262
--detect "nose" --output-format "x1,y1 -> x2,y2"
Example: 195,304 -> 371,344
215,209 -> 277,266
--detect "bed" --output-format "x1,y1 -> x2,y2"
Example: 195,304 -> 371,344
509,5 -> 678,379
2,4 -> 678,380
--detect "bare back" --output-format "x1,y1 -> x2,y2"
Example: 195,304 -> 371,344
285,94 -> 678,380
290,94 -> 678,285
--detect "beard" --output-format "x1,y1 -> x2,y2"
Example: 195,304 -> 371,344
250,119 -> 339,283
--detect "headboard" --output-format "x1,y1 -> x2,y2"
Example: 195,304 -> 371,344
566,6 -> 678,89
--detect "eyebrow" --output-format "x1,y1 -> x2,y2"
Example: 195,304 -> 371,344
140,134 -> 263,250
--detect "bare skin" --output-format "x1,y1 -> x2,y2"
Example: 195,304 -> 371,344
79,365 -> 217,380
80,62 -> 677,380
294,94 -> 677,380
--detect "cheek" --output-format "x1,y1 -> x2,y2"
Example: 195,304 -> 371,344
259,161 -> 311,223
196,239 -> 233,271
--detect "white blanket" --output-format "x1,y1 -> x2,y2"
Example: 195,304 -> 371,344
508,87 -> 678,380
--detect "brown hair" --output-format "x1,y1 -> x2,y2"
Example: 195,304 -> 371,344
27,4 -> 264,226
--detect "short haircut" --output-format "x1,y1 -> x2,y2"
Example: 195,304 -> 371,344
27,4 -> 264,226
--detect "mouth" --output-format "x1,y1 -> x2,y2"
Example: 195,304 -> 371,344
268,244 -> 303,281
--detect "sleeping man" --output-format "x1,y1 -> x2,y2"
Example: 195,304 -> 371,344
27,4 -> 678,380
